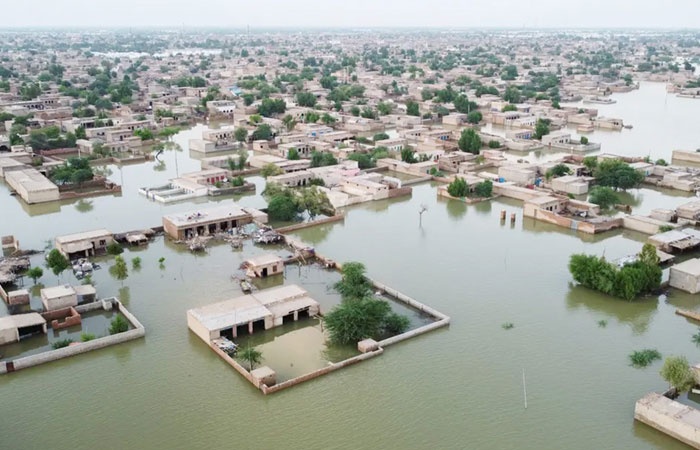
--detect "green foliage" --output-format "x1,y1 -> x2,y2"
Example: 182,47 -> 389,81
447,177 -> 469,197
234,127 -> 248,143
267,194 -> 299,221
46,249 -> 69,278
258,98 -> 286,117
453,95 -> 478,114
134,128 -> 154,141
400,147 -> 418,163
158,257 -> 165,269
655,159 -> 668,166
231,176 -> 245,187
321,113 -> 336,125
373,132 -> 389,142
583,156 -> 598,172
597,320 -> 608,328
406,101 -> 420,116
458,128 -> 481,154
377,102 -> 392,116
629,349 -> 662,368
324,297 -> 409,345
534,119 -> 550,140
588,186 -> 619,209
80,333 -> 96,342
111,255 -> 128,284
131,257 -> 142,269
660,356 -> 696,393
473,180 -> 493,198
335,262 -> 372,299
52,339 -> 74,349
501,322 -> 514,330
501,104 -> 518,112
579,136 -> 589,145
347,152 -> 375,169
106,241 -> 123,255
251,124 -> 272,141
429,167 -> 445,177
466,111 -> 483,124
109,314 -> 129,335
49,157 -> 94,186
568,244 -> 662,300
239,346 -> 263,371
488,140 -> 501,149
545,163 -> 572,180
310,151 -> 337,168
261,163 -> 283,178
305,111 -> 320,123
287,148 -> 300,160
295,92 -> 316,107
594,159 -> 645,191
26,266 -> 43,284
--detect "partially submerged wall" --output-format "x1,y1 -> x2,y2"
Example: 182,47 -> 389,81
0,299 -> 144,375
635,392 -> 700,449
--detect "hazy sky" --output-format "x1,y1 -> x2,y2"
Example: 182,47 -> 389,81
4,0 -> 700,29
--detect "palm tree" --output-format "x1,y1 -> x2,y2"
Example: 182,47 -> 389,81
239,346 -> 263,371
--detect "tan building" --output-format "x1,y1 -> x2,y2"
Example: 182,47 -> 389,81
40,285 -> 78,311
243,254 -> 284,278
5,168 -> 60,204
162,204 -> 267,240
0,313 -> 47,345
187,284 -> 320,341
670,259 -> 700,294
55,229 -> 114,259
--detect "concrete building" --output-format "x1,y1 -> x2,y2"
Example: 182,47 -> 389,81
162,204 -> 267,240
267,170 -> 314,188
649,229 -> 700,253
187,284 -> 320,341
0,313 -> 47,345
670,258 -> 700,294
243,254 -> 284,278
677,201 -> 700,221
498,165 -> 537,185
635,392 -> 700,449
40,285 -> 78,311
55,229 -> 114,259
5,168 -> 60,204
551,175 -> 589,195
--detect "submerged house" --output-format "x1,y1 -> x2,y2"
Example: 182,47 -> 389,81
187,284 -> 320,341
0,313 -> 47,345
54,229 -> 114,260
243,254 -> 284,278
162,204 -> 267,240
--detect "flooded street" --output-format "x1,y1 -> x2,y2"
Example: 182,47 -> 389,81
1,82 -> 700,449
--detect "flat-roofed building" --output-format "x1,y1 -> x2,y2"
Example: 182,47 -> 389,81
40,285 -> 78,311
0,313 -> 47,345
5,168 -> 59,204
187,284 -> 320,341
55,229 -> 114,259
670,258 -> 700,294
163,204 -> 267,240
243,254 -> 284,278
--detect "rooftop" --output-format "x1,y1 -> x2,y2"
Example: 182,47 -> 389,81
55,229 -> 112,244
672,258 -> 700,276
5,168 -> 58,193
244,254 -> 284,267
163,204 -> 249,227
41,285 -> 76,299
0,313 -> 46,331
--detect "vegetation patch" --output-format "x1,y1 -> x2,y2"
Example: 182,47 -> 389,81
629,349 -> 661,368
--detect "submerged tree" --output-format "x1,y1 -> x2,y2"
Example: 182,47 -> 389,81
109,314 -> 129,335
239,346 -> 263,371
46,249 -> 69,281
334,262 -> 372,299
660,356 -> 696,393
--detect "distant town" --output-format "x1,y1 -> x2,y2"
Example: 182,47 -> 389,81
2,27 -> 700,449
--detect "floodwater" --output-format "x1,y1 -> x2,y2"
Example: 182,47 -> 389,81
1,83 -> 700,449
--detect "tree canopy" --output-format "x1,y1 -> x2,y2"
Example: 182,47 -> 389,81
458,128 -> 481,154
593,159 -> 645,191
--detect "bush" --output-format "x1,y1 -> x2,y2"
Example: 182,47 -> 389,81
473,180 -> 493,198
655,159 -> 668,166
324,297 -> 410,345
594,159 -> 645,190
260,163 -> 283,178
131,257 -> 142,269
383,313 -> 411,334
545,163 -> 571,180
347,153 -> 375,169
109,315 -> 129,335
106,241 -> 123,255
80,332 -> 96,342
447,177 -> 469,197
267,195 -> 298,221
52,339 -> 74,349
580,136 -> 589,145
629,349 -> 661,368
661,356 -> 696,393
488,140 -> 501,149
231,176 -> 245,187
588,186 -> 619,209
458,128 -> 481,154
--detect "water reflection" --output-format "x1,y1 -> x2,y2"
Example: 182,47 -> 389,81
442,197 -> 467,220
566,284 -> 659,335
74,199 -> 94,213
118,286 -> 130,306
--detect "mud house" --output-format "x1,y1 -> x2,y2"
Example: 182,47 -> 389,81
669,258 -> 700,294
243,254 -> 284,278
649,229 -> 700,253
498,165 -> 538,185
162,204 -> 267,240
550,175 -> 589,195
187,284 -> 320,341
54,229 -> 114,260
267,170 -> 314,188
0,313 -> 47,345
40,285 -> 78,311
677,201 -> 700,221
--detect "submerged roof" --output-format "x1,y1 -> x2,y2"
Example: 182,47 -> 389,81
163,204 -> 249,227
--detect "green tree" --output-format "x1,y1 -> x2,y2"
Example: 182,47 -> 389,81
46,249 -> 69,280
324,297 -> 409,345
473,180 -> 493,198
458,128 -> 482,154
251,124 -> 272,141
660,356 -> 696,393
447,177 -> 470,197
305,111 -> 320,123
287,148 -> 300,160
131,257 -> 142,269
401,147 -> 418,163
310,151 -> 337,168
267,194 -> 298,221
347,153 -> 375,169
583,156 -> 598,172
106,241 -> 123,255
109,314 -> 129,335
502,104 -> 518,112
239,346 -> 263,371
335,262 -> 372,299
373,132 -> 389,142
261,163 -> 283,178
466,111 -> 482,124
321,113 -> 336,125
377,102 -> 392,116
545,163 -> 571,180
406,101 -> 420,116
111,255 -> 128,286
234,127 -> 248,143
580,136 -> 589,145
26,266 -> 43,284
134,128 -> 154,141
282,114 -> 296,131
295,92 -> 316,107
594,159 -> 645,191
534,119 -> 550,140
75,126 -> 87,140
588,186 -> 619,209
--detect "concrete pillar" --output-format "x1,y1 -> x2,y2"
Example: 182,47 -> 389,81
293,311 -> 298,321
248,321 -> 253,334
500,210 -> 506,221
